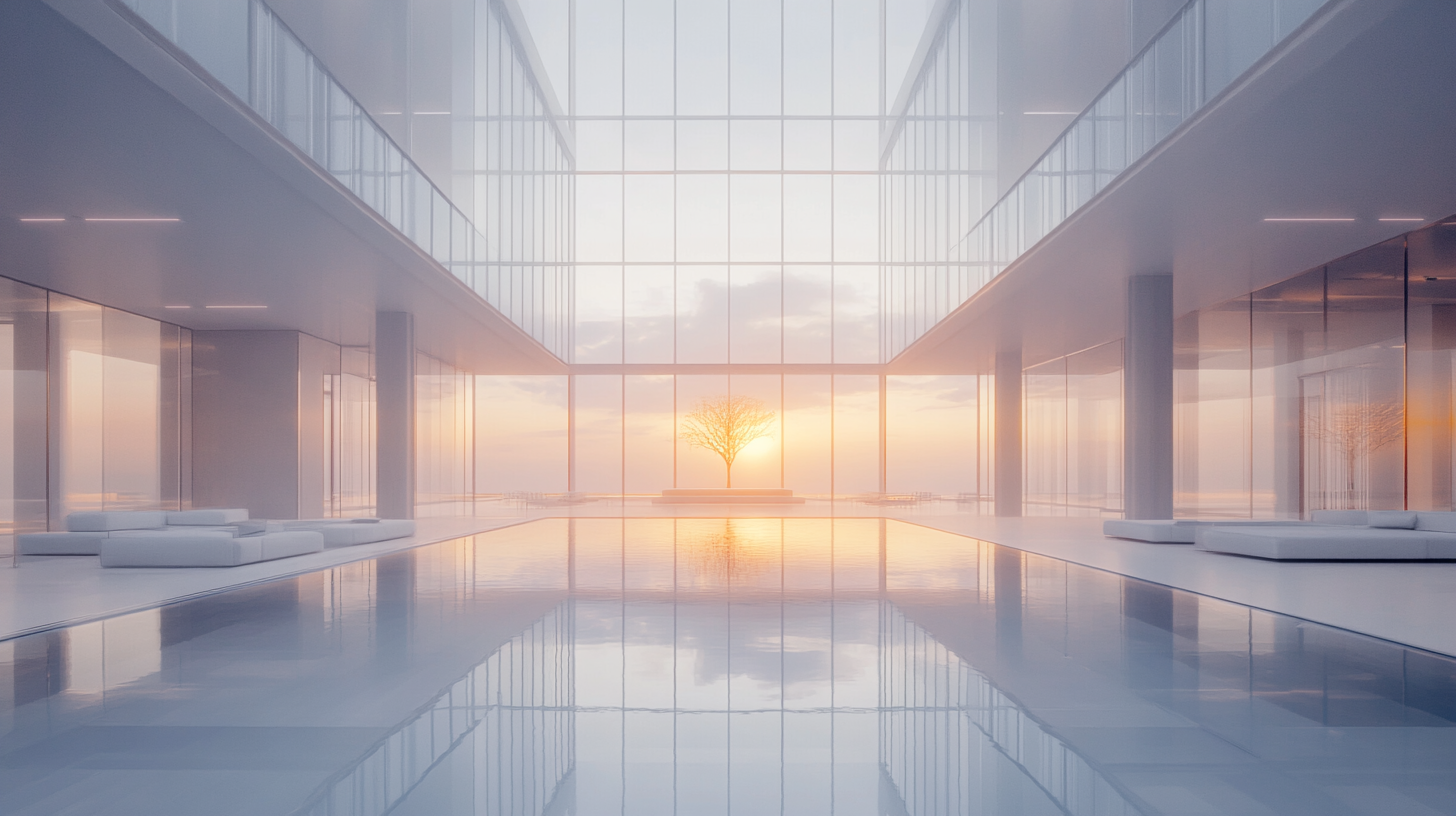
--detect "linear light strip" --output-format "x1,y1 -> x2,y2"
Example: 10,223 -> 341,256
204,305 -> 267,309
1263,218 -> 1355,222
18,217 -> 66,222
83,217 -> 181,222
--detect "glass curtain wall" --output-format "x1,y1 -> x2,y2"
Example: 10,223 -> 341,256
123,0 -> 575,357
1174,229 -> 1423,519
306,341 -> 376,519
47,294 -> 192,531
417,354 -> 475,516
880,0 -> 998,361
1409,223 -> 1456,512
475,375 -> 570,497
479,372 -> 996,501
885,374 -> 992,500
881,0 -> 1336,358
572,0 -> 883,365
1022,341 -> 1123,517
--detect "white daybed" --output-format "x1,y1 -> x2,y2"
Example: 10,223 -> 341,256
1102,518 -> 1290,544
278,518 -> 416,548
1193,510 -> 1456,561
100,528 -> 325,568
17,509 -> 415,565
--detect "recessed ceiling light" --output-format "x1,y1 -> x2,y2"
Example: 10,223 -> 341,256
84,217 -> 181,223
204,304 -> 267,309
18,217 -> 66,223
1263,217 -> 1355,222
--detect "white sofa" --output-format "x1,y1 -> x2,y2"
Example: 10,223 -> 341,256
17,509 -> 413,564
101,529 -> 325,568
279,518 -> 416,548
18,510 -> 170,555
1194,510 -> 1456,560
1102,518 -> 1289,544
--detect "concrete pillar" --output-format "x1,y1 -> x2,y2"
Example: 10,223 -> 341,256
192,331 -> 304,520
377,312 -> 416,519
995,348 -> 1022,517
1124,275 -> 1174,519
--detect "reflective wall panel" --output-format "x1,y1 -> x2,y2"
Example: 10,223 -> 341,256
0,279 -> 47,561
1023,341 -> 1123,516
416,353 -> 475,516
47,294 -> 191,530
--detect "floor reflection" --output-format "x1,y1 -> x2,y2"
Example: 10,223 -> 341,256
1,518 -> 1455,815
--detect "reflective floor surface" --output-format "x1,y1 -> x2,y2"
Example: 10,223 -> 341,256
2,518 -> 1455,815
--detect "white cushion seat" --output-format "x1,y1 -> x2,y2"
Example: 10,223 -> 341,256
17,531 -> 114,555
1194,525 -> 1444,560
1102,519 -> 1292,544
65,511 -> 168,532
166,508 -> 249,525
280,518 -> 416,547
100,530 -> 324,567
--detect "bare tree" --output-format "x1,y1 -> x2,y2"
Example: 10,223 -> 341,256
679,395 -> 775,488
1308,400 -> 1403,507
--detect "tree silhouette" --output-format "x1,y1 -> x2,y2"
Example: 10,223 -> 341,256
679,395 -> 775,488
1308,399 -> 1403,507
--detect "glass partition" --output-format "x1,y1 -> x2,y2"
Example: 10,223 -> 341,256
0,279 -> 48,562
1023,341 -> 1124,516
416,354 -> 475,516
47,294 -> 191,529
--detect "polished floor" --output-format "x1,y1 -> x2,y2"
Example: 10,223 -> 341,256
2,518 -> 1454,815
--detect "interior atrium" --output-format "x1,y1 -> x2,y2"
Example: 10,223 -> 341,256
3,0 -> 1456,813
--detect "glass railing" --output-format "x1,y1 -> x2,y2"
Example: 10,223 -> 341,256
118,0 -> 572,360
886,0 -> 1329,359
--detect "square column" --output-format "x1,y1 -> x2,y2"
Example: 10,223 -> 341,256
995,347 -> 1022,517
1124,275 -> 1174,519
376,312 -> 416,519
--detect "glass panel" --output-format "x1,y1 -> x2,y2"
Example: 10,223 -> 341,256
783,375 -> 831,496
730,0 -> 781,116
729,174 -> 781,261
575,266 -> 623,364
474,376 -> 567,495
832,375 -> 879,496
676,0 -> 729,116
783,265 -> 832,364
1175,297 -> 1253,518
624,375 -> 674,493
729,266 -> 782,363
623,0 -> 674,116
677,266 -> 729,363
886,375 -> 983,497
0,279 -> 48,561
624,266 -> 675,364
1408,224 -> 1456,511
